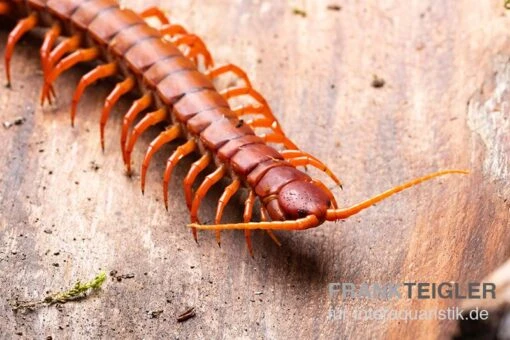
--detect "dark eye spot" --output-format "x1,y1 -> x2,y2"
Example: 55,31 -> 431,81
297,209 -> 308,218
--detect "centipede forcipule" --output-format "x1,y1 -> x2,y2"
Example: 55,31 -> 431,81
1,0 -> 468,256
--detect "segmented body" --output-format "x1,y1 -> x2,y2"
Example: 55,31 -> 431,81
1,0 -> 467,255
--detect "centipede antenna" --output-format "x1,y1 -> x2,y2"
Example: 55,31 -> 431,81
325,169 -> 469,221
188,214 -> 320,231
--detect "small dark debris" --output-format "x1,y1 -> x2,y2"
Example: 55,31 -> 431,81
371,75 -> 385,88
52,263 -> 59,267
3,117 -> 25,129
53,252 -> 60,256
327,4 -> 342,11
148,309 -> 164,319
48,171 -> 53,175
90,161 -> 100,171
292,8 -> 307,17
39,149 -> 44,153
110,271 -> 135,282
177,307 -> 196,323
236,120 -> 244,128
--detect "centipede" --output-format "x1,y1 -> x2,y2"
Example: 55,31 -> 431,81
1,0 -> 468,255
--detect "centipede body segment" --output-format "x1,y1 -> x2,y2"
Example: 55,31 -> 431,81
1,0 -> 467,256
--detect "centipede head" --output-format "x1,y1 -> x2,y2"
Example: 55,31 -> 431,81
265,180 -> 330,227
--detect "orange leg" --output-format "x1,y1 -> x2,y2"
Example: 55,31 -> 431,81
71,62 -> 117,126
242,117 -> 298,149
183,153 -> 211,210
163,139 -> 197,210
120,93 -> 152,163
243,190 -> 256,257
160,24 -> 188,37
205,64 -> 252,88
260,207 -> 282,247
221,87 -> 287,137
100,77 -> 135,150
282,151 -> 342,188
139,6 -> 170,25
40,23 -> 61,101
125,108 -> 167,173
42,47 -> 99,103
4,13 -> 38,86
190,165 -> 226,241
232,105 -> 266,117
260,132 -> 299,150
214,178 -> 241,246
46,34 -> 81,70
174,34 -> 214,69
42,34 -> 81,104
141,125 -> 182,194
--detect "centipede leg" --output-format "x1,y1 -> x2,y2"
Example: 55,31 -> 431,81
125,108 -> 167,172
205,64 -> 252,88
139,6 -> 170,25
183,154 -> 211,210
40,23 -> 61,101
163,139 -> 196,210
42,47 -> 99,104
174,34 -> 214,69
100,77 -> 135,150
42,34 -> 81,104
189,165 -> 226,241
260,207 -> 282,247
120,94 -> 152,164
221,87 -> 297,149
4,13 -> 38,87
241,116 -> 298,149
141,125 -> 182,193
243,190 -> 256,257
71,62 -> 117,126
160,24 -> 188,37
282,152 -> 342,188
214,179 -> 241,246
260,132 -> 299,150
232,105 -> 266,117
